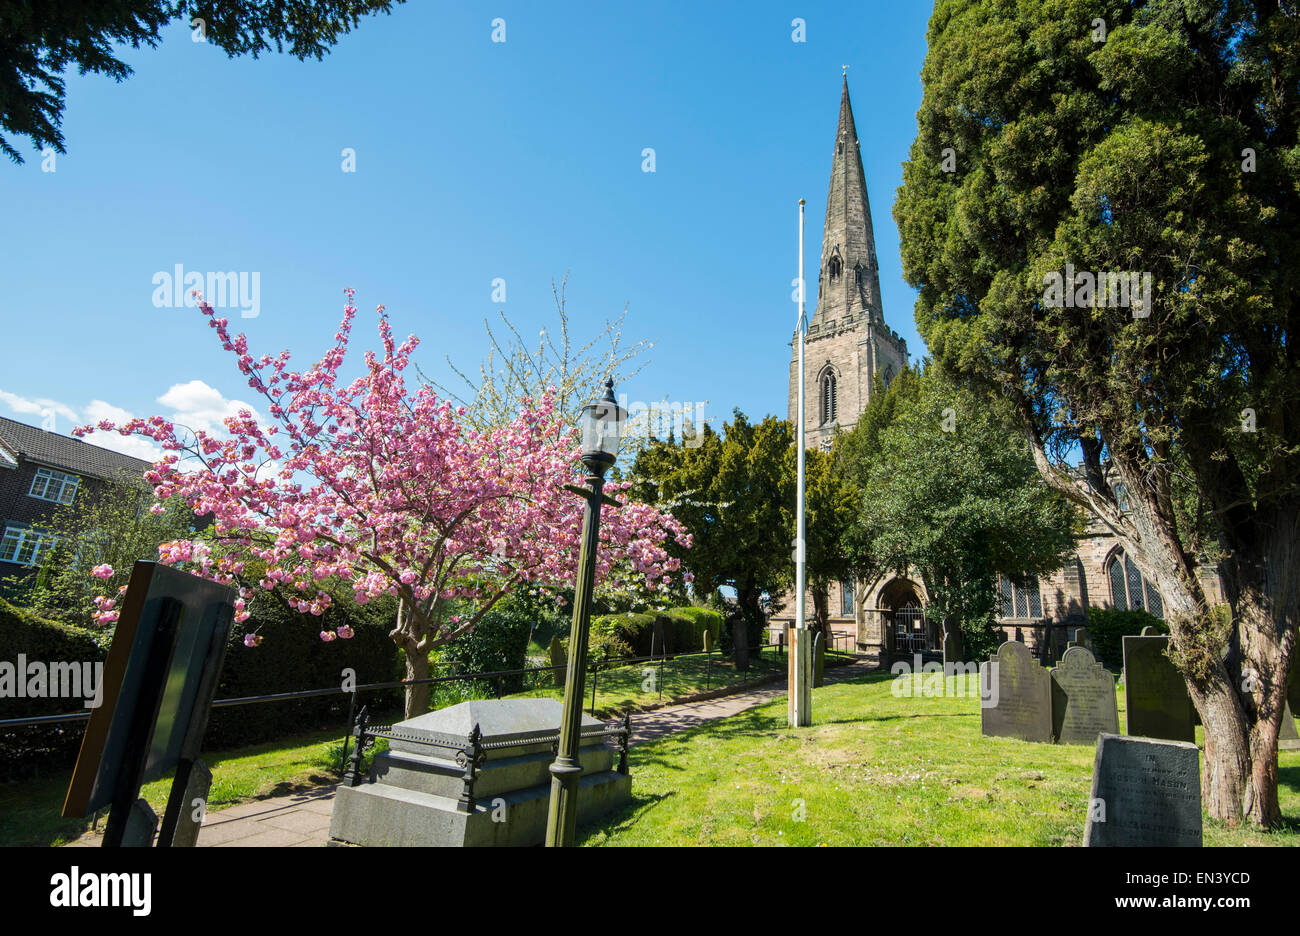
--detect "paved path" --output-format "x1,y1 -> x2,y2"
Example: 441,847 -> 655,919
68,658 -> 874,847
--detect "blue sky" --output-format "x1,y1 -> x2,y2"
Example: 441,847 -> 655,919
0,1 -> 932,459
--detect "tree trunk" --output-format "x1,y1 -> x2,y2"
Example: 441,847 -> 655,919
404,649 -> 430,719
811,586 -> 830,639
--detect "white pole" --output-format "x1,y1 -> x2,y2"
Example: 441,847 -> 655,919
791,198 -> 811,727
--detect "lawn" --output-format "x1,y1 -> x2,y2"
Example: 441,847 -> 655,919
513,648 -> 797,717
580,669 -> 1300,846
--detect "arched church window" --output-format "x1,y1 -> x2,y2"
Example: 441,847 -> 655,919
883,365 -> 894,386
840,580 -> 854,616
828,255 -> 842,281
1106,550 -> 1164,618
820,371 -> 837,425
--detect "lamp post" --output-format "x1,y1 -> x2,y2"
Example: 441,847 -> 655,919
545,378 -> 625,847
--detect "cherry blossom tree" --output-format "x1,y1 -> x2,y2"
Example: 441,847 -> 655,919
79,290 -> 690,716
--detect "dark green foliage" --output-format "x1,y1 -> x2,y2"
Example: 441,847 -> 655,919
0,597 -> 105,780
1087,607 -> 1167,670
0,0 -> 404,163
206,593 -> 402,749
441,600 -> 533,695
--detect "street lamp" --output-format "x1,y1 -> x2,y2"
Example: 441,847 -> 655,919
545,378 -> 626,847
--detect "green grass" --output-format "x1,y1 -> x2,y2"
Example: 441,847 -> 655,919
580,670 -> 1300,846
512,649 -> 794,717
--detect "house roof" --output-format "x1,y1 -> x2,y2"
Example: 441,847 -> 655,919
0,416 -> 153,482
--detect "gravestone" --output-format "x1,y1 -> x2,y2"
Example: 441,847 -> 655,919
330,699 -> 630,847
1280,701 -> 1300,752
1050,646 -> 1119,745
941,619 -> 963,667
980,640 -> 1052,743
1123,634 -> 1194,742
1084,733 -> 1202,847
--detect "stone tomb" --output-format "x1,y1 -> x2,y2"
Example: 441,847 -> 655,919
1084,733 -> 1202,847
980,640 -> 1052,743
1123,633 -> 1195,743
329,699 -> 631,847
1050,646 -> 1120,745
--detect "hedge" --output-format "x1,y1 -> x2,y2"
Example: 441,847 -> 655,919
1085,607 -> 1167,670
587,607 -> 724,659
0,597 -> 106,781
0,592 -> 403,780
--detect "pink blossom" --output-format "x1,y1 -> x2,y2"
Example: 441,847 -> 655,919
337,624 -> 354,639
91,564 -> 114,580
243,632 -> 263,647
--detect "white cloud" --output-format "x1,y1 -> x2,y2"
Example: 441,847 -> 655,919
0,382 -> 264,467
157,380 -> 264,435
0,389 -> 80,426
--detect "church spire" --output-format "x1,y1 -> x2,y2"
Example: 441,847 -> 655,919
814,76 -> 882,324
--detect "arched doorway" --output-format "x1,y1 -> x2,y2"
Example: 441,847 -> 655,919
877,578 -> 933,657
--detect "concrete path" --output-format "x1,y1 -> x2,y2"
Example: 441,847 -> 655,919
68,658 -> 874,847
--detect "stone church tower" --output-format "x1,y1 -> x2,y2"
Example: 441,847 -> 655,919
789,77 -> 908,451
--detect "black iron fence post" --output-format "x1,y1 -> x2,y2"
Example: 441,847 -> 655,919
589,659 -> 599,715
339,688 -> 359,776
343,706 -> 370,787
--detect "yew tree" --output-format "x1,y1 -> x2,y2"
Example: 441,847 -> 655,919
895,0 -> 1299,825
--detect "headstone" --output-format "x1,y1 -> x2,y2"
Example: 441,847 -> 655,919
548,636 -> 566,688
702,629 -> 713,653
941,619 -> 963,667
330,699 -> 630,847
1050,646 -> 1120,745
1280,701 -> 1300,752
813,630 -> 825,688
1140,625 -> 1161,636
732,615 -> 749,672
1123,634 -> 1194,742
1084,733 -> 1202,847
980,640 -> 1052,743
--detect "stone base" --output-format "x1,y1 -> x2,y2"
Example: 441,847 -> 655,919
329,770 -> 631,847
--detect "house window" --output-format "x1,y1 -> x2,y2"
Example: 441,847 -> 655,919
1107,550 -> 1164,618
28,468 -> 80,505
1000,575 -> 1043,618
840,580 -> 854,616
0,525 -> 57,566
820,372 -> 838,425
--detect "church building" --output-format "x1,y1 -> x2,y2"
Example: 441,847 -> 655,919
772,78 -> 1217,665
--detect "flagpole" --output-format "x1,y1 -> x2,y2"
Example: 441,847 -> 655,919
791,198 -> 811,727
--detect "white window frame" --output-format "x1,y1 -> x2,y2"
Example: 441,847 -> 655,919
0,525 -> 58,566
28,467 -> 80,505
